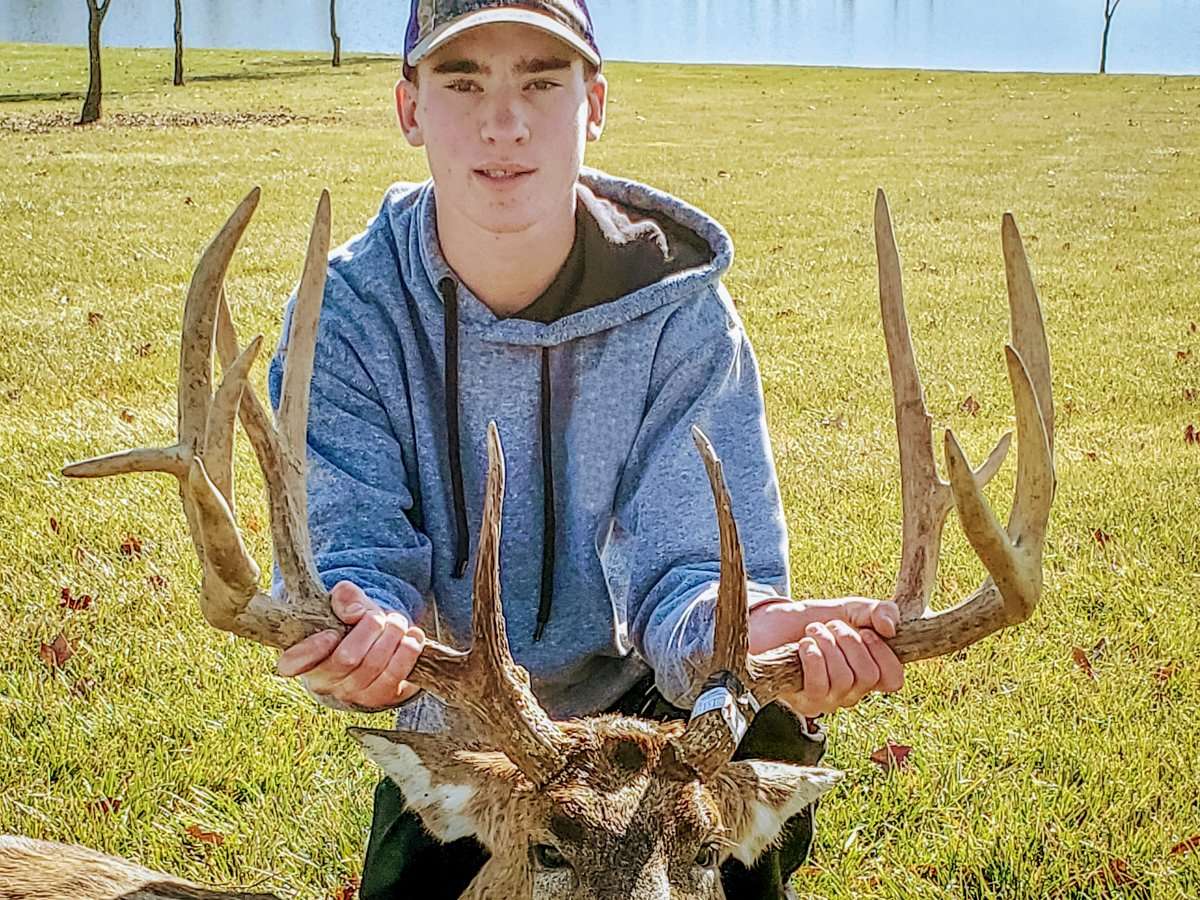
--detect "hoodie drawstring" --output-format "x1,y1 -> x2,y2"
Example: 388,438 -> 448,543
440,277 -> 556,640
534,347 -> 556,642
440,277 -> 470,579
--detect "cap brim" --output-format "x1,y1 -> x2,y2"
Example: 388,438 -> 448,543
407,9 -> 600,69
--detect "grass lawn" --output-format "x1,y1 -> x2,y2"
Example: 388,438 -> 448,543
1,42 -> 1198,899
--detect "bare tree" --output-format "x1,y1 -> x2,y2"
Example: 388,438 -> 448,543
173,0 -> 184,86
330,0 -> 341,67
80,0 -> 113,124
1100,0 -> 1122,74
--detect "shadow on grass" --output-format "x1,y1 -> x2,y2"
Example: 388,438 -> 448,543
0,90 -> 83,104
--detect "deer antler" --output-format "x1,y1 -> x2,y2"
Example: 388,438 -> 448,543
679,189 -> 1055,777
64,190 -> 569,784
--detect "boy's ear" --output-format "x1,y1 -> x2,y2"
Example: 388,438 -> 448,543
715,761 -> 843,866
349,727 -> 525,846
586,72 -> 608,142
395,78 -> 425,147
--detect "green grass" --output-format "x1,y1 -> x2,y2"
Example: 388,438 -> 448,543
2,42 -> 1199,899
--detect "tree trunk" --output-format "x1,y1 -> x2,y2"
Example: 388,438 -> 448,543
330,0 -> 341,67
174,0 -> 184,86
79,0 -> 107,124
1099,0 -> 1120,74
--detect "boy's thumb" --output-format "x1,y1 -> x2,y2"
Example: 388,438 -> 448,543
330,580 -> 373,622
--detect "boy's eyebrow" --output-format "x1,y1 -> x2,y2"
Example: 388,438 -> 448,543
429,56 -> 573,77
514,56 -> 572,75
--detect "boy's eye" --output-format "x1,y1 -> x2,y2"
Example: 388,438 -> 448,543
447,79 -> 482,93
527,80 -> 560,91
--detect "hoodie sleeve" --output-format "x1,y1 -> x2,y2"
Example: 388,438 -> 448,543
604,292 -> 790,708
267,270 -> 432,622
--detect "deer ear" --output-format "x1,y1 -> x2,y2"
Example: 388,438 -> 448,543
717,761 -> 842,866
349,727 -> 524,844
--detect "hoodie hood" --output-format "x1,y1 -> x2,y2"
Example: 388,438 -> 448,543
408,166 -> 734,345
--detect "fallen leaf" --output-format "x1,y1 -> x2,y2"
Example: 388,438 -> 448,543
184,196 -> 194,206
1092,528 -> 1112,548
870,742 -> 912,771
329,875 -> 360,900
119,534 -> 143,557
135,342 -> 152,357
1089,637 -> 1108,660
1083,450 -> 1099,461
717,169 -> 731,178
38,633 -> 74,671
1090,857 -> 1136,888
147,573 -> 168,591
185,825 -> 225,846
960,395 -> 981,416
119,409 -> 135,424
1178,349 -> 1194,363
1185,424 -> 1197,445
1185,388 -> 1197,401
88,797 -> 122,815
1153,662 -> 1179,683
86,311 -> 104,327
59,587 -> 93,611
1071,646 -> 1097,680
1170,834 -> 1200,856
1191,321 -> 1198,334
48,516 -> 60,534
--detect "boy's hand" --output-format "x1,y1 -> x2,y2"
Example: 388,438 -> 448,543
747,597 -> 905,717
276,581 -> 425,711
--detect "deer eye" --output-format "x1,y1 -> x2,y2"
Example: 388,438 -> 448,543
533,843 -> 570,870
695,843 -> 721,869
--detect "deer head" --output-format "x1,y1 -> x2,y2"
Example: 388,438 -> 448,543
61,187 -> 1054,899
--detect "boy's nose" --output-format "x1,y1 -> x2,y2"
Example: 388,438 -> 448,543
480,97 -> 530,145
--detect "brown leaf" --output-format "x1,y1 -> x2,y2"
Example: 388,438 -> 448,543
59,587 -> 93,611
135,342 -> 152,357
959,395 -> 981,416
38,633 -> 74,671
1092,528 -> 1112,548
329,875 -> 360,900
1089,857 -> 1136,888
119,534 -> 143,557
1153,662 -> 1179,684
183,196 -> 194,206
147,573 -> 168,591
1185,424 -> 1197,445
870,742 -> 912,771
88,797 -> 122,816
1170,834 -> 1200,856
1071,646 -> 1097,680
1178,349 -> 1194,363
1191,321 -> 1198,335
1185,388 -> 1197,402
48,515 -> 60,534
185,825 -> 226,846
86,311 -> 104,327
119,409 -> 135,424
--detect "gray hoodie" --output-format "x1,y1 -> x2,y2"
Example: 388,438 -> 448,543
268,167 -> 789,723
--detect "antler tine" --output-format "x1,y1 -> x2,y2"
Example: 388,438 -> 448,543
409,422 -> 571,783
1003,213 -> 1054,453
675,426 -> 753,778
875,189 -> 1011,619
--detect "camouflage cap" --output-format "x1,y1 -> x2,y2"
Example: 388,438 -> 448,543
405,1 -> 601,70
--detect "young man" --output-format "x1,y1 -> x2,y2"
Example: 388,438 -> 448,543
272,2 -> 904,897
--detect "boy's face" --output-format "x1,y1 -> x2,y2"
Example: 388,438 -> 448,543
396,22 -> 607,237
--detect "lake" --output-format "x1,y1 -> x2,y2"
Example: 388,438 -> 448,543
2,0 -> 1198,75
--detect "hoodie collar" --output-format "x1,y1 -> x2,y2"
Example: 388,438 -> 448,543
412,167 -> 734,347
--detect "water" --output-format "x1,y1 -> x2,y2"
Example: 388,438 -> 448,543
2,0 -> 1198,75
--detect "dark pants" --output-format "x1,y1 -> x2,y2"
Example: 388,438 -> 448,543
360,675 -> 825,899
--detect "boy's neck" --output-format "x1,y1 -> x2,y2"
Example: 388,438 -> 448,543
435,192 -> 578,319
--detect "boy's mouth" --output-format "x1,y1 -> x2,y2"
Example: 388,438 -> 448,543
474,166 -> 535,184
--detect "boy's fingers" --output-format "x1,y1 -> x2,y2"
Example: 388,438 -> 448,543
863,630 -> 905,693
277,629 -> 342,677
333,613 -> 407,697
363,628 -> 427,705
828,620 -> 880,706
869,601 -> 900,638
303,610 -> 388,692
807,622 -> 853,703
797,633 -> 831,713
